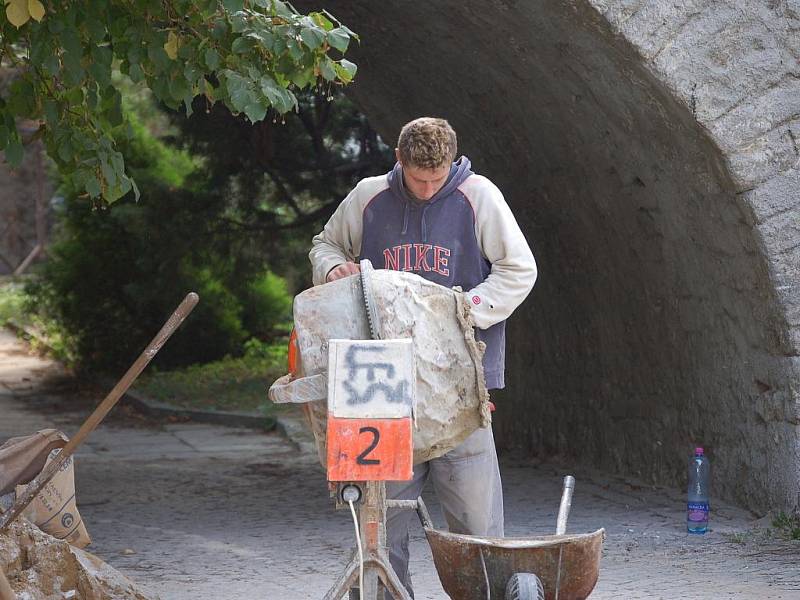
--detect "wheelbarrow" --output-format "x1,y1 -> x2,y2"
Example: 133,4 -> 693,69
397,476 -> 605,600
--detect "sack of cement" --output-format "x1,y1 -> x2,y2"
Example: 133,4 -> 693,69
0,428 -> 68,496
4,430 -> 92,548
269,263 -> 490,465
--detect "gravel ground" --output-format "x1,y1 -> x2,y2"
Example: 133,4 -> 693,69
1,328 -> 799,599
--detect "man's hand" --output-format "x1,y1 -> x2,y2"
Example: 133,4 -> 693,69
326,262 -> 361,282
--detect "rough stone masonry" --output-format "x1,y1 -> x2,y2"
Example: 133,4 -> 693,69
295,0 -> 800,514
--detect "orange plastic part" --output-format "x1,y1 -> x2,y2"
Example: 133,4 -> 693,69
327,416 -> 413,482
287,329 -> 298,376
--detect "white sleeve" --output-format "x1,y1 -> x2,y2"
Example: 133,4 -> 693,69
460,176 -> 537,329
309,177 -> 388,286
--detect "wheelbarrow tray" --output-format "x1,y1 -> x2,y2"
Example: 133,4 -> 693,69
423,527 -> 605,600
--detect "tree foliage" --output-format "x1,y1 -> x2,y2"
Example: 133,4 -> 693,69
28,103 -> 295,371
0,0 -> 357,203
168,88 -> 392,277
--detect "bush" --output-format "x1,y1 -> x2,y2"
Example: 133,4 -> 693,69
30,109 -> 294,372
241,271 -> 293,338
0,279 -> 25,326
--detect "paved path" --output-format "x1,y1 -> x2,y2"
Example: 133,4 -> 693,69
1,328 -> 799,599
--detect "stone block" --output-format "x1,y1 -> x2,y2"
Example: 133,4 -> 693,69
709,75 -> 800,153
727,119 -> 800,189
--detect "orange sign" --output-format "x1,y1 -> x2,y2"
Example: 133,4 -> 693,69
327,416 -> 413,482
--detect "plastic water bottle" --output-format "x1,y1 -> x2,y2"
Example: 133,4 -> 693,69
687,447 -> 710,534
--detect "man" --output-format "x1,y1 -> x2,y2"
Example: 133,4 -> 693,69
310,117 -> 537,596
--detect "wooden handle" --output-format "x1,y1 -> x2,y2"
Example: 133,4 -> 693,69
0,293 -> 199,533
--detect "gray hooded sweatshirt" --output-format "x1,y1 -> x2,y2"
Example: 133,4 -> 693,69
310,156 -> 537,390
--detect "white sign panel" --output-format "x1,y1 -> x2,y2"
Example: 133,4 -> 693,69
327,339 -> 415,419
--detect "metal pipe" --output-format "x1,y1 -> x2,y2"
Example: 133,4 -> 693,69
555,475 -> 575,535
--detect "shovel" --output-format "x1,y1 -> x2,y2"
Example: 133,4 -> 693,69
0,292 -> 198,533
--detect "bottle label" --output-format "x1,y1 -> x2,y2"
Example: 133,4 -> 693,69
687,501 -> 709,522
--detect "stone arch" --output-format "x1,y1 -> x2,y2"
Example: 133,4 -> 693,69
298,0 -> 800,512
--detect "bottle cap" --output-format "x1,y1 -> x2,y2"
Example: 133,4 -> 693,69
695,447 -> 704,455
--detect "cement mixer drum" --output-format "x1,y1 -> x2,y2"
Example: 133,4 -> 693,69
269,263 -> 491,465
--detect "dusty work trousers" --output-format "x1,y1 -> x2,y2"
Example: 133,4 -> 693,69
385,425 -> 504,598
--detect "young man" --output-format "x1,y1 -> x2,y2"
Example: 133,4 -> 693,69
309,117 -> 537,596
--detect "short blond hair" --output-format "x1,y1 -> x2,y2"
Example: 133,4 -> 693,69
397,117 -> 457,169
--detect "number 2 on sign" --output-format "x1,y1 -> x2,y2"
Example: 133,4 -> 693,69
326,417 -> 413,481
356,426 -> 381,465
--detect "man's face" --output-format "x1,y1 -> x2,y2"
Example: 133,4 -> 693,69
396,151 -> 451,201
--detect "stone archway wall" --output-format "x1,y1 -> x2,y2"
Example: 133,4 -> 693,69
296,0 -> 800,512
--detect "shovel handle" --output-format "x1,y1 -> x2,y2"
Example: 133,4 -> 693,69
555,475 -> 575,535
0,292 -> 199,533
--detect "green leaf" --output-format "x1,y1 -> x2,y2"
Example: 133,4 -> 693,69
107,93 -> 123,127
300,26 -> 325,50
7,79 -> 35,117
57,138 -> 73,163
89,47 -> 113,87
205,48 -> 220,70
259,76 -> 296,113
59,28 -> 82,56
62,51 -> 85,87
128,62 -> 144,83
30,36 -> 50,64
100,157 -> 116,187
225,72 -> 253,112
271,1 -> 294,18
336,58 -> 357,83
85,175 -> 101,198
243,100 -> 267,123
168,75 -> 190,104
43,99 -> 59,124
230,12 -> 247,33
86,18 -> 106,42
231,36 -> 250,54
43,54 -> 60,76
183,92 -> 195,118
311,12 -> 334,31
5,139 -> 23,166
319,57 -> 336,81
327,27 -> 350,53
86,86 -> 98,110
130,177 -> 140,201
246,29 -> 274,50
286,37 -> 304,61
222,0 -> 244,12
147,41 -> 171,71
65,87 -> 83,106
184,63 -> 201,85
289,66 -> 314,88
47,16 -> 63,33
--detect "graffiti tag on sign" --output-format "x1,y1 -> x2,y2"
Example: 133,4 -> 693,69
327,339 -> 415,419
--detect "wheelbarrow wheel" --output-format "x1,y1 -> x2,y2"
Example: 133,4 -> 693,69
505,572 -> 545,600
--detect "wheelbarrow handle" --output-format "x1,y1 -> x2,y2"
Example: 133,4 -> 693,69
385,497 -> 434,530
556,475 -> 575,535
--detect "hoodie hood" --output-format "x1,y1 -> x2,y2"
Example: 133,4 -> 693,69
388,155 -> 473,204
388,156 -> 474,240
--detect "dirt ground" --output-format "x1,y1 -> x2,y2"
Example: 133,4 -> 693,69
1,328 -> 799,599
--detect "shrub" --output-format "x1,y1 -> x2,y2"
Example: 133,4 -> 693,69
30,110 -> 293,372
